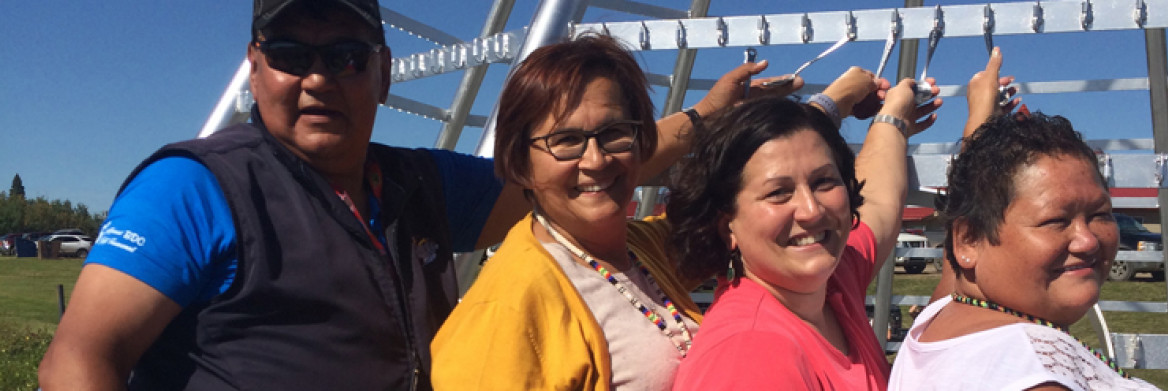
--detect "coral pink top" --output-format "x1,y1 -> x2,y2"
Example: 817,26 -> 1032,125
673,222 -> 890,391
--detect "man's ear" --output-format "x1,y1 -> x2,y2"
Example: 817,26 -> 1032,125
247,42 -> 260,79
378,46 -> 392,105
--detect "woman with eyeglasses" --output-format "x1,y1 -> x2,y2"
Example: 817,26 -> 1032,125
430,34 -> 880,390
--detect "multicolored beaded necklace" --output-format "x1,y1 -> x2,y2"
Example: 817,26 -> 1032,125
950,293 -> 1129,378
533,210 -> 693,356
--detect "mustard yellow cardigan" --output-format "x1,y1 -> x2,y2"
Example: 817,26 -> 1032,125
431,213 -> 703,390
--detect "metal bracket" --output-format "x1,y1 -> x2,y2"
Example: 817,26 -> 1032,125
639,21 -> 650,49
876,9 -> 901,79
234,90 -> 252,113
429,48 -> 443,73
1155,153 -> 1168,187
473,37 -> 487,63
676,20 -> 687,49
492,33 -> 509,61
392,60 -> 406,82
1099,151 -> 1114,184
1136,0 -> 1149,27
411,53 -> 425,77
845,11 -> 858,41
453,44 -> 467,69
1032,1 -> 1045,32
1082,0 -> 1094,30
984,4 -> 996,54
917,5 -> 945,104
1126,334 -> 1143,368
758,15 -> 770,45
801,13 -> 812,43
717,17 -> 729,46
934,5 -> 946,39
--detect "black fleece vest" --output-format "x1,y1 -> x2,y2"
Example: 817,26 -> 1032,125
124,122 -> 455,390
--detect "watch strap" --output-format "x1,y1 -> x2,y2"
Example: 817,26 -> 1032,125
807,93 -> 841,129
683,107 -> 702,128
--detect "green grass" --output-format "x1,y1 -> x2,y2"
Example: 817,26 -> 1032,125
0,256 -> 83,391
874,269 -> 1168,388
0,323 -> 53,390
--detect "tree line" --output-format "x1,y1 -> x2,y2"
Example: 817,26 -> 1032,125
1,174 -> 105,237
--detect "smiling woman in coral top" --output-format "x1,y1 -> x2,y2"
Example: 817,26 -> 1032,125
669,75 -> 940,390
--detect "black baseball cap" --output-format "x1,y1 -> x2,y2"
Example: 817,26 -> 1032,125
253,0 -> 385,41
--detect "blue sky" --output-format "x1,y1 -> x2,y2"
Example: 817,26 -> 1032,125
0,1 -> 1156,213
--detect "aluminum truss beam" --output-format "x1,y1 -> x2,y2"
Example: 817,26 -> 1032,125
390,0 -> 1168,82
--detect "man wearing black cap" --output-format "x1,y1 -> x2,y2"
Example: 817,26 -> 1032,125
40,1 -> 520,389
38,0 -> 776,389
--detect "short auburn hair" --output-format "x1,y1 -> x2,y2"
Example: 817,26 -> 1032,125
493,34 -> 657,187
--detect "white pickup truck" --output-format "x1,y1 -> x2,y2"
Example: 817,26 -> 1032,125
895,232 -> 935,274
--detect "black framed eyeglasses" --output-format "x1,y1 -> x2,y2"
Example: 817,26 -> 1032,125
255,39 -> 383,78
530,120 -> 641,161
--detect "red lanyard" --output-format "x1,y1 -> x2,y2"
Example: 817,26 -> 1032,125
332,161 -> 387,256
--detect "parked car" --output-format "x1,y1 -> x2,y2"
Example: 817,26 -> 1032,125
22,232 -> 50,241
51,228 -> 85,236
1110,213 -> 1165,281
895,232 -> 932,274
0,233 -> 19,255
46,234 -> 93,258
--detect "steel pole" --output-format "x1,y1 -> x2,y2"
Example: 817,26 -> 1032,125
873,0 -> 923,352
433,0 -> 517,150
457,0 -> 588,296
447,2 -> 518,295
473,0 -> 589,158
198,59 -> 252,138
634,0 -> 711,219
1145,27 -> 1168,323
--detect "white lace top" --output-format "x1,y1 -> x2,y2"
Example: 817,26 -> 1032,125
889,296 -> 1160,391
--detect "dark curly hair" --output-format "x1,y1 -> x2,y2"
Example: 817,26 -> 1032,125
942,112 -> 1104,269
493,34 -> 657,188
667,96 -> 864,282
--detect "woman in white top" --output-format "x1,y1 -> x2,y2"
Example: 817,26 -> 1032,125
888,49 -> 1159,391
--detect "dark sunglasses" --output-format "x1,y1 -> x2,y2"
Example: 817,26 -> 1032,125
530,120 -> 641,161
255,39 -> 383,77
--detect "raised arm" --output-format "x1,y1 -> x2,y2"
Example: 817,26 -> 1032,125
642,61 -> 803,181
855,78 -> 942,270
929,47 -> 1020,302
964,47 -> 1020,140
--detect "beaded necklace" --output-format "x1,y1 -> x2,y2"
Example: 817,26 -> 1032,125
533,210 -> 693,356
950,293 -> 1128,378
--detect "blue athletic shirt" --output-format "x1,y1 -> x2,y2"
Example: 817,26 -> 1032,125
87,150 -> 502,307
